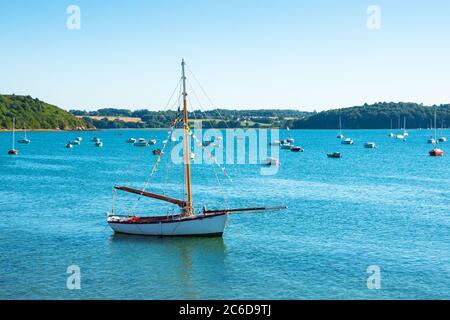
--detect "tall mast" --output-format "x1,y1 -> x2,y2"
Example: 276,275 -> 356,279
434,108 -> 437,142
12,117 -> 15,150
181,59 -> 193,216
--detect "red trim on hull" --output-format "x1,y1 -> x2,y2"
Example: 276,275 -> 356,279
108,212 -> 227,225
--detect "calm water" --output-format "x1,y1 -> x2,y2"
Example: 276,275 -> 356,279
0,129 -> 449,300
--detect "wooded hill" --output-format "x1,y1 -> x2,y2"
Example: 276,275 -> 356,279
0,95 -> 93,130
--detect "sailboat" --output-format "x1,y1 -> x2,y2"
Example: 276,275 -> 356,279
429,109 -> 444,157
438,120 -> 447,142
388,119 -> 394,137
18,123 -> 31,144
286,127 -> 294,143
402,117 -> 409,137
8,118 -> 19,155
107,60 -> 286,237
337,117 -> 344,139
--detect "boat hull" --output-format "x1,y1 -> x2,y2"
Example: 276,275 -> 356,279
108,213 -> 227,237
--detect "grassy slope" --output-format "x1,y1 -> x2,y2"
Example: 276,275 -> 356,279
0,95 -> 93,130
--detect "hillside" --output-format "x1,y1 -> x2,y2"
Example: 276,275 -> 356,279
0,95 -> 94,130
293,102 -> 450,129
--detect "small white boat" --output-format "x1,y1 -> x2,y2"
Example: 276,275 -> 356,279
92,137 -> 100,142
127,138 -> 136,143
18,125 -> 31,144
65,142 -> 73,149
287,137 -> 294,143
396,134 -> 405,140
95,141 -> 103,147
337,117 -> 344,139
134,138 -> 149,147
389,133 -> 395,138
149,139 -> 157,145
72,139 -> 80,145
262,157 -> 280,166
341,138 -> 354,145
428,137 -> 437,144
76,137 -> 82,142
190,152 -> 195,160
439,137 -> 447,142
364,142 -> 376,149
280,142 -> 292,149
270,140 -> 281,146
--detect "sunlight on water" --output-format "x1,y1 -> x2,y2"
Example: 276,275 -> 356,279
0,129 -> 449,299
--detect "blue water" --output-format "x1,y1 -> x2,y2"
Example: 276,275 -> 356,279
0,129 -> 449,300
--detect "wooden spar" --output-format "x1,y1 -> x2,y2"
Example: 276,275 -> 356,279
114,186 -> 186,208
182,59 -> 194,216
204,206 -> 288,215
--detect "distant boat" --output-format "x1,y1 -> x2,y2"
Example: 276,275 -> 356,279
262,157 -> 280,166
280,142 -> 292,149
190,152 -> 195,160
290,146 -> 304,152
364,142 -> 376,149
341,138 -> 353,145
76,137 -> 82,142
18,124 -> 31,144
397,134 -> 405,140
327,152 -> 342,158
95,141 -> 103,148
134,138 -> 149,147
149,139 -> 157,145
72,139 -> 81,145
427,137 -> 436,144
270,140 -> 281,146
286,126 -> 294,143
65,142 -> 73,149
337,117 -> 344,139
127,138 -> 136,143
429,109 -> 444,157
402,117 -> 409,137
8,117 -> 19,155
438,120 -> 446,142
92,137 -> 100,142
388,119 -> 395,137
153,149 -> 163,156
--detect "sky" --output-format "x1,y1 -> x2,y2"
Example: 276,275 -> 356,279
1,0 -> 450,111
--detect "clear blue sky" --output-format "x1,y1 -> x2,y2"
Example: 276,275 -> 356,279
1,0 -> 450,111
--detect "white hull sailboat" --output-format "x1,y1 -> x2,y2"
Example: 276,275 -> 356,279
107,60 -> 285,237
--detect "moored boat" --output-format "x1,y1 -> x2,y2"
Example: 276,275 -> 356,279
127,138 -> 136,143
8,118 -> 19,155
134,138 -> 149,147
364,142 -> 376,149
290,146 -> 304,152
95,141 -> 103,147
341,138 -> 353,145
327,152 -> 342,158
262,157 -> 280,166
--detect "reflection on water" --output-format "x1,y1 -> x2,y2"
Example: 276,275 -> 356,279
108,234 -> 227,299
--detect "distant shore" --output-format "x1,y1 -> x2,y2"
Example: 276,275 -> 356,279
0,128 -> 98,132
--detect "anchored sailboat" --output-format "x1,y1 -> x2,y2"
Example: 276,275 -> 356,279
337,117 -> 344,139
8,118 -> 19,155
18,123 -> 31,144
429,109 -> 444,157
107,60 -> 286,236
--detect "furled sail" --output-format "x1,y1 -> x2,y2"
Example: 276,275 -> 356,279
114,186 -> 186,208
